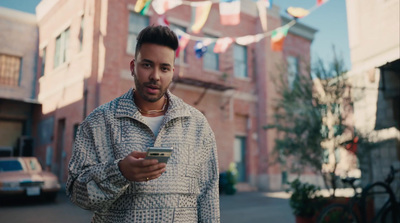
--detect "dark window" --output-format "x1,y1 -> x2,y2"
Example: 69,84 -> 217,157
41,47 -> 46,76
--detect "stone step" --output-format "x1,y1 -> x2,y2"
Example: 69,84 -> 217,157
236,182 -> 258,192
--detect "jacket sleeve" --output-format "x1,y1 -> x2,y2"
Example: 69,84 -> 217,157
66,121 -> 130,211
197,130 -> 220,223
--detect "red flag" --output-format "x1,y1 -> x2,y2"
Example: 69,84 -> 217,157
176,34 -> 190,57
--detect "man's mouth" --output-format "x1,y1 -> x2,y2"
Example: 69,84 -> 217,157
145,84 -> 160,94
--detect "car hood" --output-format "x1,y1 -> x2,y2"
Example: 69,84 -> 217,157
0,171 -> 57,182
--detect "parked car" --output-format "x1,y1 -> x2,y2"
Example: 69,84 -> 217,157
0,157 -> 61,201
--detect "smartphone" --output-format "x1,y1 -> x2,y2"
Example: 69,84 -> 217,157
144,147 -> 173,164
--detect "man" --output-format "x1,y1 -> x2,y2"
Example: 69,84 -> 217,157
66,25 -> 220,222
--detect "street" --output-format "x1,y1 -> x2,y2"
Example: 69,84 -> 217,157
0,191 -> 294,223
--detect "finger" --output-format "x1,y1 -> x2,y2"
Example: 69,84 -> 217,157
131,151 -> 147,159
146,173 -> 163,182
143,163 -> 166,172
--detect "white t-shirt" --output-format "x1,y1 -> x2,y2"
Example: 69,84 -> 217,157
142,115 -> 164,137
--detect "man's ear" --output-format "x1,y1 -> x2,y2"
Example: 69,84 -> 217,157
130,60 -> 135,74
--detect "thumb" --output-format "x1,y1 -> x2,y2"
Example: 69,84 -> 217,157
131,151 -> 147,159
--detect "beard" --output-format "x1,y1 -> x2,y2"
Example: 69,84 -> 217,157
133,72 -> 171,103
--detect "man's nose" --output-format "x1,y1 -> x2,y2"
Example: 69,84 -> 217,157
149,68 -> 161,81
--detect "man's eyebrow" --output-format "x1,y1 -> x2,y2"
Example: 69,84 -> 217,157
141,59 -> 172,67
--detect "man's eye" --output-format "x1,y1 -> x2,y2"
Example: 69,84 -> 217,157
161,67 -> 170,72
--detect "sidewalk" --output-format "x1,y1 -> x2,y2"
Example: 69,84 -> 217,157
220,191 -> 295,223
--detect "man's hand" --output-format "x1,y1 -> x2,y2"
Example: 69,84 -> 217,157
118,151 -> 166,182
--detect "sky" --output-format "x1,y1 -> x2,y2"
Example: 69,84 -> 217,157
0,0 -> 351,70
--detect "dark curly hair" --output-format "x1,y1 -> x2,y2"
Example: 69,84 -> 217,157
135,25 -> 179,58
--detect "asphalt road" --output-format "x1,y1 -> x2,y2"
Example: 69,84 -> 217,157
0,191 -> 294,223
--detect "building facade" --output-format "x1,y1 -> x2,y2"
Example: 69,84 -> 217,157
34,0 -> 316,190
346,0 -> 400,182
0,7 -> 39,157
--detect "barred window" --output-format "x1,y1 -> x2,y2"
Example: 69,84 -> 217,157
127,12 -> 149,54
0,54 -> 21,86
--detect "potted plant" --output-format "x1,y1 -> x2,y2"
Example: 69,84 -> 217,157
219,162 -> 238,195
287,179 -> 325,223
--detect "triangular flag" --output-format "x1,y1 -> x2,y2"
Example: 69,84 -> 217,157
255,0 -> 268,32
176,34 -> 190,57
190,1 -> 212,34
139,0 -> 152,15
194,39 -> 212,58
214,37 -> 233,53
219,0 -> 240,26
134,0 -> 151,13
157,15 -> 169,26
235,33 -> 264,45
317,0 -> 328,6
286,7 -> 309,19
271,26 -> 289,51
152,0 -> 183,15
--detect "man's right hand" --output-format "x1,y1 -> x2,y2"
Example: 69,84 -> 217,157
118,151 -> 166,182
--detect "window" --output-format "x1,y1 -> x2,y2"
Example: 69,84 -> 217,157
203,35 -> 219,71
287,56 -> 299,90
127,12 -> 149,54
170,23 -> 188,63
79,16 -> 84,51
0,54 -> 21,86
233,44 -> 248,78
41,47 -> 46,76
54,27 -> 70,68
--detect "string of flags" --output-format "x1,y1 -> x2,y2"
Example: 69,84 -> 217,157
134,0 -> 329,56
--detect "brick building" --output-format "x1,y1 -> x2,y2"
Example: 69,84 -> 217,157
0,7 -> 39,157
34,0 -> 316,191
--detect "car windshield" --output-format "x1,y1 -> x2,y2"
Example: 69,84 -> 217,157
0,160 -> 24,172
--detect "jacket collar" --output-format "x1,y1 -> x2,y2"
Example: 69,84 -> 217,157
115,89 -> 191,122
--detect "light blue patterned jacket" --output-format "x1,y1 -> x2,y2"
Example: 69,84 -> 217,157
66,89 -> 220,223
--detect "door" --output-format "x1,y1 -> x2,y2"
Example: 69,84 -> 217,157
234,136 -> 247,182
55,119 -> 65,181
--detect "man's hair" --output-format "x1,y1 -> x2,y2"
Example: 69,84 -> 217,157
135,25 -> 179,58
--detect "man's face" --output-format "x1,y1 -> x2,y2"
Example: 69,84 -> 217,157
130,43 -> 175,103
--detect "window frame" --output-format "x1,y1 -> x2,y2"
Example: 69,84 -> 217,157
54,27 -> 70,68
203,35 -> 219,71
127,12 -> 149,55
233,44 -> 248,78
0,53 -> 22,87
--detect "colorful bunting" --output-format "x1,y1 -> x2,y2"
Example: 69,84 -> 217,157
152,0 -> 183,15
255,0 -> 268,32
157,15 -> 170,27
145,0 -> 329,56
236,34 -> 264,45
134,0 -> 151,14
176,33 -> 190,57
271,26 -> 289,51
219,0 -> 241,26
214,37 -> 234,53
317,0 -> 328,6
286,7 -> 310,19
194,41 -> 208,58
190,1 -> 212,34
